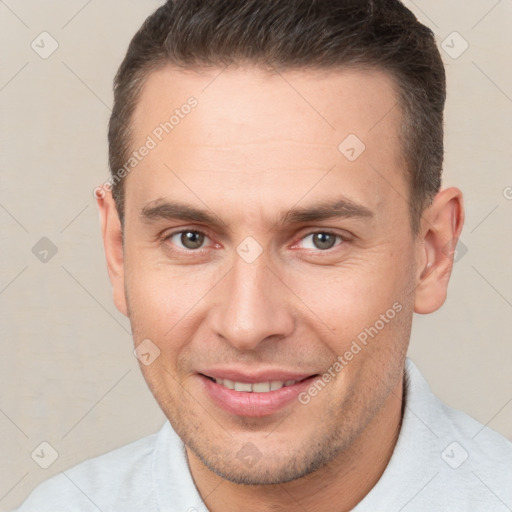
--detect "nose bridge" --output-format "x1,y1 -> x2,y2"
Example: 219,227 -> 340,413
213,246 -> 294,350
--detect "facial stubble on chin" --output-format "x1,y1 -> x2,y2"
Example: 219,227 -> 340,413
175,371 -> 400,486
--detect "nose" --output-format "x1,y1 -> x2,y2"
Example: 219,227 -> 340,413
211,247 -> 295,351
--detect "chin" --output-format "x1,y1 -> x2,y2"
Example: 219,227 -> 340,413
185,431 -> 349,486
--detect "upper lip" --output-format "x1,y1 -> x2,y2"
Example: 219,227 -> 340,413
199,368 -> 317,383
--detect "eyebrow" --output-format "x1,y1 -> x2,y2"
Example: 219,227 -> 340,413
280,198 -> 374,226
140,197 -> 374,230
140,201 -> 228,230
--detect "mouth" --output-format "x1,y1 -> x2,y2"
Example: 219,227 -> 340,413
198,372 -> 319,417
202,374 -> 311,393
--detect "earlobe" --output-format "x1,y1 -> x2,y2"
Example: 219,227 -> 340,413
96,189 -> 129,317
414,187 -> 464,315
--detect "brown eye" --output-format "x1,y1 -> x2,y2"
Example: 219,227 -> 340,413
298,232 -> 343,251
167,230 -> 207,250
180,231 -> 205,249
312,233 -> 337,250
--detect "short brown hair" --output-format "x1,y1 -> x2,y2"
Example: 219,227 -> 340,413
108,0 -> 446,234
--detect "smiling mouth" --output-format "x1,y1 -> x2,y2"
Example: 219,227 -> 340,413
201,374 -> 316,393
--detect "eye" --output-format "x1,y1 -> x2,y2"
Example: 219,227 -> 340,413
297,231 -> 344,251
165,230 -> 210,250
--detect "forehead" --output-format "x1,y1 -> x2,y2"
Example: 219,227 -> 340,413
126,64 -> 408,227
132,64 -> 403,147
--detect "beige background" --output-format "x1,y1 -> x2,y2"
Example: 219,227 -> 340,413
1,1 -> 511,509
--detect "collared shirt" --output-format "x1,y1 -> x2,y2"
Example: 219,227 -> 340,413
11,358 -> 512,511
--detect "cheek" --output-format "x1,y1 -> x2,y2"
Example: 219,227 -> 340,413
284,248 -> 414,361
290,257 -> 408,320
124,258 -> 219,356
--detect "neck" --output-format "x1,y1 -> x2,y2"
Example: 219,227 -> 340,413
187,377 -> 404,512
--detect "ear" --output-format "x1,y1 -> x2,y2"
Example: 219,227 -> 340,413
414,187 -> 465,314
96,188 -> 128,317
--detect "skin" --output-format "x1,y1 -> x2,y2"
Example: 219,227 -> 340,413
97,65 -> 464,511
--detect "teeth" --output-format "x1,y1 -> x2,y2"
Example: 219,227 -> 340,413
252,382 -> 271,393
214,378 -> 297,392
234,382 -> 252,392
222,379 -> 235,390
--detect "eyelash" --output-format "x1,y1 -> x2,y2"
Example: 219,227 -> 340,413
161,229 -> 347,254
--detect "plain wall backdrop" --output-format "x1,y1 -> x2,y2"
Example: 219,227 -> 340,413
1,0 -> 511,509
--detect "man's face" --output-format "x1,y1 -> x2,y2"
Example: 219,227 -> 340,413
120,65 -> 418,484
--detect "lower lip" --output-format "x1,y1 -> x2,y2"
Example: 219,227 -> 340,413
199,374 -> 318,417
